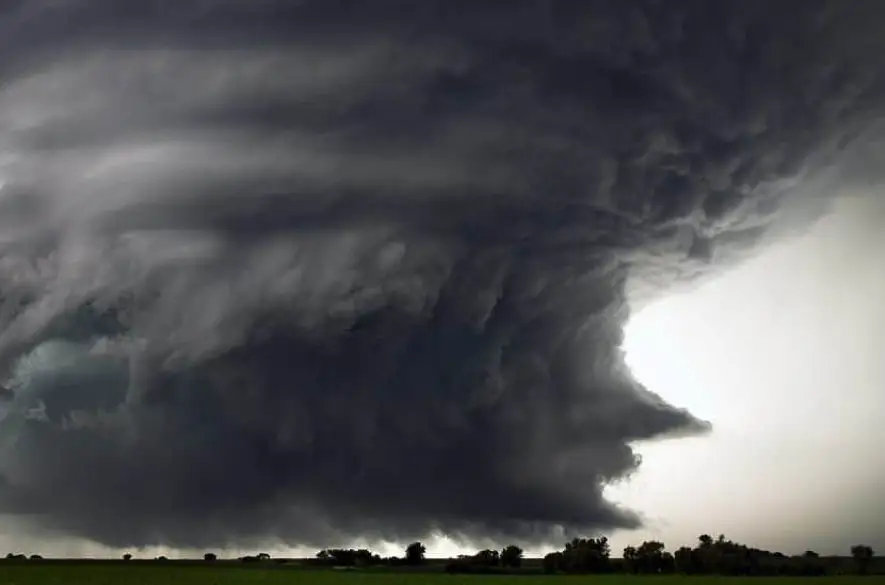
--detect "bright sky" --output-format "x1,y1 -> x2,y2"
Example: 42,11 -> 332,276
607,193 -> 885,556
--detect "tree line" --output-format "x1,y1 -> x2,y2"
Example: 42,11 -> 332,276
305,541 -> 524,573
34,534 -> 870,576
307,535 -> 878,576
541,535 -> 877,576
307,541 -> 429,568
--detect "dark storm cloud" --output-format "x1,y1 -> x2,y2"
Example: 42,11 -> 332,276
0,0 -> 883,548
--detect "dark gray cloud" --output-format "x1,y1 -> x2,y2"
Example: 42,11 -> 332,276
0,0 -> 883,549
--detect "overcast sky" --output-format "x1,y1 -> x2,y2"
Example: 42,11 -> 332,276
0,0 -> 883,558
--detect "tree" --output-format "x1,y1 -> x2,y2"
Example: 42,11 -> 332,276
353,549 -> 380,567
660,552 -> 676,574
623,546 -> 639,573
204,552 -> 217,562
316,549 -> 354,566
473,549 -> 499,567
561,537 -> 611,573
404,542 -> 426,565
500,545 -> 523,568
542,552 -> 562,574
634,540 -> 667,573
791,550 -> 824,576
851,544 -> 874,575
122,554 -> 132,561
674,546 -> 694,574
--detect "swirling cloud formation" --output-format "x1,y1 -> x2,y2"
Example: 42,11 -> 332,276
0,0 -> 882,548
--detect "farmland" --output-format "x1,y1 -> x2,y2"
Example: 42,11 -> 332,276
0,563 -> 883,585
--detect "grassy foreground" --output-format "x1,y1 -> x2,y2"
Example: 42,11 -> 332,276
0,565 -> 883,585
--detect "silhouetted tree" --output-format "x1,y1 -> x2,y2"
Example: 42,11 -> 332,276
560,537 -> 611,573
790,551 -> 825,576
204,552 -> 217,561
28,555 -> 42,561
630,535 -> 775,576
500,545 -> 523,568
623,545 -> 638,572
354,549 -> 381,566
122,553 -> 132,561
404,542 -> 426,565
851,544 -> 874,575
256,552 -> 270,561
674,546 -> 695,574
661,551 -> 676,573
156,556 -> 168,562
542,552 -> 562,574
473,549 -> 499,567
310,548 -> 380,567
634,540 -> 668,573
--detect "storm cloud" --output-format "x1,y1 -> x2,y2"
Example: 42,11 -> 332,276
0,0 -> 883,549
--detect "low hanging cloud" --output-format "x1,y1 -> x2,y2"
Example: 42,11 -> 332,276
0,0 -> 883,549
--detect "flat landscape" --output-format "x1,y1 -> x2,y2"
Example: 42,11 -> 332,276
0,565 -> 883,585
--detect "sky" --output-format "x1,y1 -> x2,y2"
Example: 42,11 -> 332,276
610,193 -> 885,556
0,0 -> 884,559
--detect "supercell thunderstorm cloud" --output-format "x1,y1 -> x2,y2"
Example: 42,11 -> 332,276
0,0 -> 884,549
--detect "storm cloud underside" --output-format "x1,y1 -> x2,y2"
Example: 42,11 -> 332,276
0,0 -> 883,548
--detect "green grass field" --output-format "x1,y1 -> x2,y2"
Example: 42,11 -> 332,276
0,566 -> 882,585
